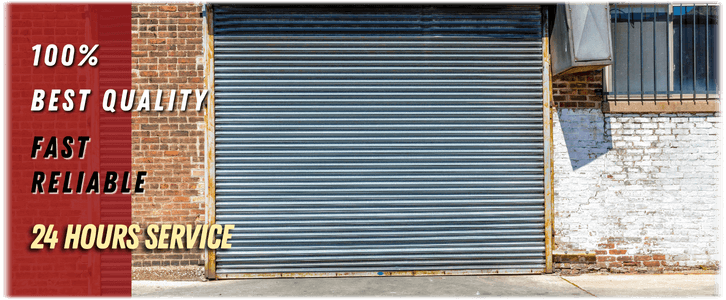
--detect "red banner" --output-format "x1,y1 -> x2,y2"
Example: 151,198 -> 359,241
9,4 -> 132,296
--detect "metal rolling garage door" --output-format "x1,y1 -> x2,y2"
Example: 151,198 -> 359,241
212,5 -> 546,275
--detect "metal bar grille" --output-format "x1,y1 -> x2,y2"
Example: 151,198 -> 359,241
607,4 -> 719,100
213,5 -> 545,275
640,4 -> 644,101
680,6 -> 684,100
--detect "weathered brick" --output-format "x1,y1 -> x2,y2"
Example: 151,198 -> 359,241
554,109 -> 719,274
634,255 -> 652,261
598,243 -> 615,249
597,256 -> 615,262
552,70 -> 603,108
132,3 -> 205,271
652,254 -> 666,260
643,261 -> 662,267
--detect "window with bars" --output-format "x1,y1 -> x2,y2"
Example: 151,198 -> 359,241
604,4 -> 718,100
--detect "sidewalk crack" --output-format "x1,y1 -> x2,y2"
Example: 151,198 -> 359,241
560,276 -> 597,297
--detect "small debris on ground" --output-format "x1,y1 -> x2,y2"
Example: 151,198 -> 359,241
132,266 -> 206,281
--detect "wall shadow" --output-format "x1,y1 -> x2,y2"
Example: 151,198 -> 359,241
556,108 -> 613,170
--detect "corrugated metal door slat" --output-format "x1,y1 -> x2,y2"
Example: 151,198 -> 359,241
213,5 -> 545,275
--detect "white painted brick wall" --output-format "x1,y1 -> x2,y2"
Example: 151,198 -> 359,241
553,108 -> 720,267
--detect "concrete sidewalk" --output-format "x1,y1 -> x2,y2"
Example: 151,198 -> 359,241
132,274 -> 719,297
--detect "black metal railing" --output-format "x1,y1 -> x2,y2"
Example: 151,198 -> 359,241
605,4 -> 718,100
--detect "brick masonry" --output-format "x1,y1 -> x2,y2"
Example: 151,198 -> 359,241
131,3 -> 206,269
553,108 -> 720,274
552,70 -> 603,109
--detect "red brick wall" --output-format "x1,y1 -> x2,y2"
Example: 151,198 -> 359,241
131,3 -> 206,268
552,70 -> 603,109
555,252 -> 672,275
594,242 -> 668,272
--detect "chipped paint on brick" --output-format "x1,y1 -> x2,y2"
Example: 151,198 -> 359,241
553,108 -> 720,273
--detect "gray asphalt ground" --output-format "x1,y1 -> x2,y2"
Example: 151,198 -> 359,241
132,274 -> 719,297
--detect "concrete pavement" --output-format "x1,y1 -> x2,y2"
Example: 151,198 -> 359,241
561,274 -> 719,297
132,274 -> 719,297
